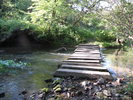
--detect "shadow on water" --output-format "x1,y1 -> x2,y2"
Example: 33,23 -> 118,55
0,47 -> 132,99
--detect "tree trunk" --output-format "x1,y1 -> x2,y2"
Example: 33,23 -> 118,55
48,0 -> 57,33
116,35 -> 120,45
130,39 -> 133,48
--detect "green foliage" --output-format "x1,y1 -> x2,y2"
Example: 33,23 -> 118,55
125,80 -> 133,94
0,19 -> 36,39
94,41 -> 119,48
94,30 -> 116,42
56,95 -> 61,100
101,0 -> 133,42
0,0 -> 117,45
53,78 -> 61,84
73,27 -> 94,43
42,87 -> 49,92
0,59 -> 30,74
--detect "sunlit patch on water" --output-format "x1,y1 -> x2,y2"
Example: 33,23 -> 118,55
102,49 -> 133,79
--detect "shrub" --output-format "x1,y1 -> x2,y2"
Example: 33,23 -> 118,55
0,19 -> 36,39
94,30 -> 116,42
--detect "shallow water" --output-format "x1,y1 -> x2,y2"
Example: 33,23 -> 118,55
0,46 -> 74,100
102,49 -> 133,80
0,47 -> 132,100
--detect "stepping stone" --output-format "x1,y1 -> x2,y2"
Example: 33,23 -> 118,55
54,44 -> 113,80
54,69 -> 113,80
71,54 -> 101,57
63,60 -> 100,63
59,62 -> 102,67
60,65 -> 108,71
68,56 -> 102,60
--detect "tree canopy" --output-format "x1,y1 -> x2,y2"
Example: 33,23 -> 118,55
0,0 -> 132,46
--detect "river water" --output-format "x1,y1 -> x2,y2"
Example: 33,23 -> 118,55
0,47 -> 132,100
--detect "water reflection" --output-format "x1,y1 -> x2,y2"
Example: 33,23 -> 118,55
102,49 -> 132,80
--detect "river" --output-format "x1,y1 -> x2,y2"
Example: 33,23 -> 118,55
0,46 -> 132,100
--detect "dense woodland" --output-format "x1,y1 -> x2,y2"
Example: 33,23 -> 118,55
0,0 -> 132,47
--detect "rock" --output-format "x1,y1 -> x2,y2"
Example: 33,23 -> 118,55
93,92 -> 97,96
96,92 -> 103,99
114,94 -> 120,97
117,78 -> 123,83
52,78 -> 61,84
81,81 -> 90,87
60,92 -> 67,98
53,85 -> 61,90
88,85 -> 93,90
91,96 -> 95,99
101,85 -> 106,89
71,92 -> 75,97
47,84 -> 53,88
30,93 -> 36,99
97,77 -> 105,85
81,81 -> 87,87
93,83 -> 98,86
106,83 -> 112,87
21,89 -> 27,95
124,92 -> 128,95
62,87 -> 68,92
83,93 -> 88,96
38,93 -> 45,98
121,77 -> 127,80
0,92 -> 5,98
103,90 -> 112,97
67,88 -> 71,91
113,78 -> 125,86
55,87 -> 62,92
42,87 -> 49,93
67,92 -> 71,98
54,47 -> 67,52
84,87 -> 89,91
108,82 -> 112,84
76,90 -> 83,96
44,78 -> 52,83
38,89 -> 43,94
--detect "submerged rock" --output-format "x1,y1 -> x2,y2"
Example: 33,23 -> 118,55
21,89 -> 27,95
0,92 -> 5,98
44,78 -> 53,83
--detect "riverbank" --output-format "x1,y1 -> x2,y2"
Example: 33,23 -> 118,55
25,76 -> 132,100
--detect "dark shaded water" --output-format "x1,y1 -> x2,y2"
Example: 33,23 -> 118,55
0,47 -> 132,100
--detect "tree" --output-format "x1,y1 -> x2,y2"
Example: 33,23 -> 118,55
29,0 -> 102,31
98,0 -> 133,46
